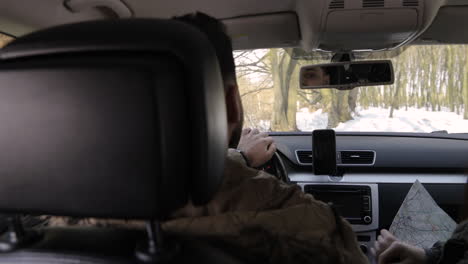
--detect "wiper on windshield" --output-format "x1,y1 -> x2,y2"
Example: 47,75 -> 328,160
431,130 -> 448,134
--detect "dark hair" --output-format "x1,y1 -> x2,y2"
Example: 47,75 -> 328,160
174,12 -> 236,85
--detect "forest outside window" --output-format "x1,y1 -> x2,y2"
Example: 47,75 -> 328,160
235,46 -> 468,133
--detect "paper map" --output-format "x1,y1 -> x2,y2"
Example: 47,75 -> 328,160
389,180 -> 457,249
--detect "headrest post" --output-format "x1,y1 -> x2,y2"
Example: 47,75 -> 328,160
0,215 -> 41,252
146,220 -> 159,255
135,221 -> 178,263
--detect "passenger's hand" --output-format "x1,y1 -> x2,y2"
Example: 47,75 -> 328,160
237,128 -> 276,167
371,229 -> 397,258
371,229 -> 426,264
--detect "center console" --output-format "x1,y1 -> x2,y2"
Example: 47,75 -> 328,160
298,183 -> 379,263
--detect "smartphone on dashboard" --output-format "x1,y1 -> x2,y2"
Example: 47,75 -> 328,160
312,129 -> 337,175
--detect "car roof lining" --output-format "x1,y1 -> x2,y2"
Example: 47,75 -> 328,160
1,0 -> 468,50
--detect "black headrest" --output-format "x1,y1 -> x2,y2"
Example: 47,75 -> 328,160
0,19 -> 227,219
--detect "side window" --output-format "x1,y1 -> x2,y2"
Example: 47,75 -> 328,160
0,33 -> 14,48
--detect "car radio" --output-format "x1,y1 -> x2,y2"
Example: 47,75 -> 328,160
304,184 -> 372,225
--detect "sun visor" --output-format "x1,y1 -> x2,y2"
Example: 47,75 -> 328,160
223,12 -> 301,50
416,6 -> 468,44
321,9 -> 418,51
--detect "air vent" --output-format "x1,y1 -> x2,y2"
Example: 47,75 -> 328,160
403,0 -> 418,7
340,151 -> 376,165
362,0 -> 384,8
296,150 -> 313,165
329,0 -> 344,9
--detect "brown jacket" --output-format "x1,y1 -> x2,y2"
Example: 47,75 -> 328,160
160,149 -> 368,263
41,149 -> 368,264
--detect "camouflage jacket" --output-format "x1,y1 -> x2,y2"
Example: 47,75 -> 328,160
426,220 -> 468,264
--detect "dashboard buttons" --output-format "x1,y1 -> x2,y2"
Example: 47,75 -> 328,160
363,195 -> 371,211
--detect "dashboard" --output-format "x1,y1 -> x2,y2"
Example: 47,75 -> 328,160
270,132 -> 468,263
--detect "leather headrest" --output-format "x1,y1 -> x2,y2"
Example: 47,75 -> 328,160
0,19 -> 227,219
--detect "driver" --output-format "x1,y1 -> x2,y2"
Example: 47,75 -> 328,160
302,66 -> 331,87
236,127 -> 277,167
42,12 -> 369,264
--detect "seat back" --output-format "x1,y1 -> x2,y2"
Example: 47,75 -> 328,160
0,19 -> 228,219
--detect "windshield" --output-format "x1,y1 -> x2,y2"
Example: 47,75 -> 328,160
235,46 -> 468,133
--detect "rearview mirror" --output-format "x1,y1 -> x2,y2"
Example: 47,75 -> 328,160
300,60 -> 394,90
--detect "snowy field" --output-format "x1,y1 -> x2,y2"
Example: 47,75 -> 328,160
296,107 -> 468,133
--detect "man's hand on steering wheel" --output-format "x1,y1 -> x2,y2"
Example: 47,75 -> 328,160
237,128 -> 276,168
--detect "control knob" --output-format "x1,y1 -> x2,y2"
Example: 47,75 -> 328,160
363,216 -> 372,224
359,244 -> 368,254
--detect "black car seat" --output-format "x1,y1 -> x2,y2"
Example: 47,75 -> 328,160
0,19 -> 242,263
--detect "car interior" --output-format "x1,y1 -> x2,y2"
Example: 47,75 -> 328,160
0,0 -> 467,263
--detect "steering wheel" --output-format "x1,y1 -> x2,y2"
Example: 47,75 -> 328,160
260,151 -> 290,183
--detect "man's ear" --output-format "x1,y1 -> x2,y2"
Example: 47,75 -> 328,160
225,83 -> 242,124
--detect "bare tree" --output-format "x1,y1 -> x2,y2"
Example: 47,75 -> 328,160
270,48 -> 299,131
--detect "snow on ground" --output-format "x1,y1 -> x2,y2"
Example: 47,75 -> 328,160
296,107 -> 468,133
296,109 -> 329,130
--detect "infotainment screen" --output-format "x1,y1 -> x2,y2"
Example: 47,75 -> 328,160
311,191 -> 362,218
304,185 -> 372,224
